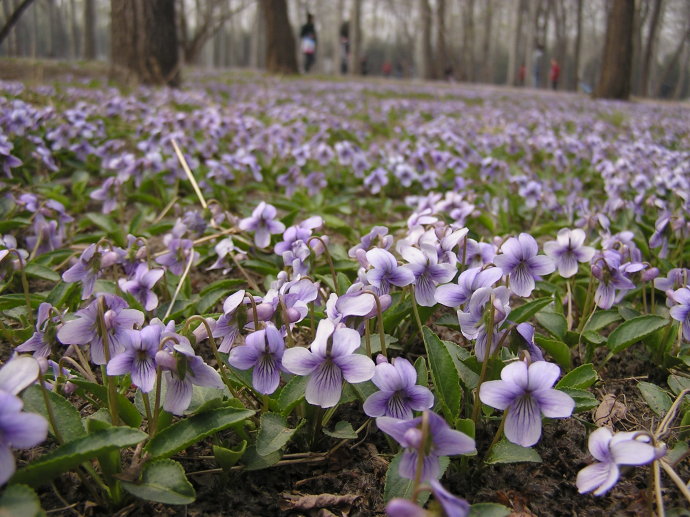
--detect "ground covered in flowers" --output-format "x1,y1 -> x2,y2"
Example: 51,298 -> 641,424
1,64 -> 689,516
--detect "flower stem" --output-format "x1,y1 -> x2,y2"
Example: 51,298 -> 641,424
163,249 -> 195,321
409,286 -> 424,344
659,459 -> 690,505
364,319 -> 372,357
485,412 -> 507,458
39,375 -> 64,444
142,391 -> 154,436
96,297 -> 120,426
471,304 -> 496,426
307,236 -> 338,295
411,411 -> 430,500
653,459 -> 666,517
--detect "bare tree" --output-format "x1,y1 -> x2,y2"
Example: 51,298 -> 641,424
178,0 -> 251,65
435,0 -> 448,80
110,0 -> 180,86
594,0 -> 634,100
349,0 -> 361,75
640,0 -> 664,96
0,0 -> 35,50
461,0 -> 475,81
83,0 -> 97,59
259,0 -> 298,74
572,0 -> 583,90
506,0 -> 524,86
419,0 -> 433,79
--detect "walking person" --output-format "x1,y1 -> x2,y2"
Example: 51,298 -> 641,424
550,59 -> 561,90
300,12 -> 317,73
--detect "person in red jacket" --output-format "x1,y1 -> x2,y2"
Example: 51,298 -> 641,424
550,59 -> 561,90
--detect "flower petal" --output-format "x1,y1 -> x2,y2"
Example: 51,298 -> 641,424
0,356 -> 40,395
526,361 -> 560,392
479,380 -> 518,410
533,388 -> 574,418
336,353 -> 375,383
505,395 -> 542,447
282,347 -> 321,375
305,360 -> 343,408
576,461 -> 618,495
163,374 -> 192,415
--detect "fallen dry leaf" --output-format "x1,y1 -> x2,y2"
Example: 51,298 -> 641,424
594,393 -> 627,428
280,493 -> 360,512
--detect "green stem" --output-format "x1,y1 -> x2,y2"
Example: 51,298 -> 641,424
142,392 -> 154,436
307,236 -> 339,295
39,376 -> 64,444
411,411 -> 430,500
485,412 -> 507,458
364,319 -> 372,357
409,286 -> 424,344
471,303 -> 496,426
6,249 -> 33,325
96,297 -> 120,426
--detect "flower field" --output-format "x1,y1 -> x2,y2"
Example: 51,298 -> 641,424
0,69 -> 689,516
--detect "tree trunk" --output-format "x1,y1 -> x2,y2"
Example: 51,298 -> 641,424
419,0 -> 433,79
506,0 -> 523,86
672,42 -> 689,99
640,0 -> 663,97
435,0 -> 447,80
259,0 -> 298,74
83,0 -> 96,59
481,0 -> 493,83
572,0 -> 582,90
656,25 -> 690,97
349,0 -> 361,75
0,0 -> 34,51
110,0 -> 180,86
461,0 -> 475,81
594,0 -> 634,100
523,0 -> 537,87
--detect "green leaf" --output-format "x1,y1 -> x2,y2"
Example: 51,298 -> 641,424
11,427 -> 147,487
534,336 -> 571,370
0,293 -> 42,311
256,413 -> 301,456
668,374 -> 690,396
121,459 -> 195,505
277,374 -> 307,415
535,312 -> 566,340
556,363 -> 598,390
423,327 -> 461,421
468,503 -> 512,517
84,213 -> 125,247
583,310 -> 622,332
213,442 -> 247,470
0,484 -> 43,517
508,297 -> 552,324
558,388 -> 599,412
323,421 -> 358,439
607,315 -> 669,353
69,379 -> 142,428
486,439 -> 542,464
242,445 -> 281,470
145,407 -> 255,459
21,385 -> 85,440
637,382 -> 672,417
414,356 -> 428,388
24,263 -> 60,283
383,451 -> 449,504
435,313 -> 459,330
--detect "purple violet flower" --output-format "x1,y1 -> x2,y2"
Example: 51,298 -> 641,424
155,334 -> 224,415
213,290 -> 246,354
16,303 -> 54,358
239,201 -> 285,249
576,427 -> 665,496
401,245 -> 457,307
591,251 -> 635,310
376,411 -> 475,482
457,286 -> 510,361
57,294 -> 144,365
107,322 -> 163,393
155,237 -> 197,276
363,356 -> 433,419
543,228 -> 595,278
62,244 -> 102,300
366,248 -> 415,295
282,319 -> 375,408
669,286 -> 690,341
479,359 -> 574,447
493,233 -> 555,297
118,263 -> 164,311
435,266 -> 503,308
0,356 -> 49,485
227,324 -> 285,395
